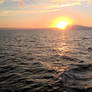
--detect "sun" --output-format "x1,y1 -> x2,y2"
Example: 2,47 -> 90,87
56,21 -> 68,29
50,17 -> 73,30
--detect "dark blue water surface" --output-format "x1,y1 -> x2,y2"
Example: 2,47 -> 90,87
0,29 -> 92,92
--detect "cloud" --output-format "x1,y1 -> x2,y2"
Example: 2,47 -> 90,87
0,8 -> 61,16
12,0 -> 25,6
0,0 -> 4,4
87,0 -> 92,3
15,0 -> 81,10
42,2 -> 81,9
8,0 -> 92,5
0,0 -> 92,16
0,10 -> 49,16
14,0 -> 92,9
10,0 -> 92,9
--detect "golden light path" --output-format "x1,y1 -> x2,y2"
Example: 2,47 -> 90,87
50,17 -> 73,30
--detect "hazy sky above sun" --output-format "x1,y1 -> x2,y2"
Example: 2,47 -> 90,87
0,0 -> 92,28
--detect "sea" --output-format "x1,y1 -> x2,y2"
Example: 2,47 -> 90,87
0,29 -> 92,92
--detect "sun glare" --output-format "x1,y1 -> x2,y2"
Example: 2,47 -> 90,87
56,21 -> 68,29
50,17 -> 73,30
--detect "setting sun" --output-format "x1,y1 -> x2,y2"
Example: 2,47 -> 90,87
56,21 -> 68,29
50,17 -> 73,30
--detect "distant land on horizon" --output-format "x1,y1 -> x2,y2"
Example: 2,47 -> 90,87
0,25 -> 92,31
70,25 -> 92,30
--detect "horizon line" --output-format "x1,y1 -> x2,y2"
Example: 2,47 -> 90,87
0,24 -> 92,30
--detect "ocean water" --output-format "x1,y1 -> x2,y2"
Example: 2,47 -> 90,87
0,29 -> 92,92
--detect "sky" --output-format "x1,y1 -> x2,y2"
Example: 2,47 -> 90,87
0,0 -> 92,28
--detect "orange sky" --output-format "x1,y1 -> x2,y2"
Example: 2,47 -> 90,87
0,0 -> 92,28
